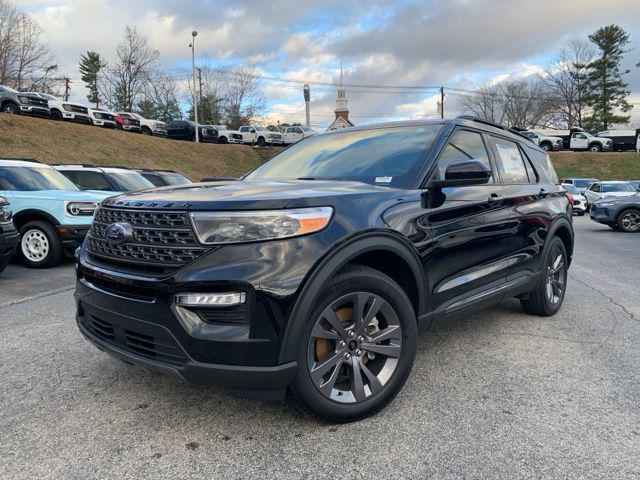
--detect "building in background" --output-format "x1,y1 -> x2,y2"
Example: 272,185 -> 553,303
327,67 -> 354,131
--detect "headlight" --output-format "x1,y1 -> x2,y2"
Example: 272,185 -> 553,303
62,103 -> 73,111
66,202 -> 98,216
0,198 -> 12,224
17,95 -> 30,103
189,207 -> 334,244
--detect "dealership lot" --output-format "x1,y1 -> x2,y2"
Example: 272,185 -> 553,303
1,216 -> 639,479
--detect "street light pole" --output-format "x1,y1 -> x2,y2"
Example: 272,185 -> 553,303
303,84 -> 310,128
191,30 -> 199,143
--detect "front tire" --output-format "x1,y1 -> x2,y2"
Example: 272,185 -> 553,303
141,127 -> 152,136
257,136 -> 266,147
540,142 -> 551,151
520,237 -> 567,316
50,109 -> 63,121
616,208 -> 640,232
18,221 -> 64,268
0,256 -> 9,274
589,143 -> 602,152
2,102 -> 19,114
290,265 -> 417,422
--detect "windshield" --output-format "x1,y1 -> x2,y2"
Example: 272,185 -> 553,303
0,85 -> 18,93
246,125 -> 441,187
574,179 -> 596,188
105,171 -> 155,191
562,184 -> 579,194
0,166 -> 78,191
602,182 -> 636,193
161,172 -> 191,185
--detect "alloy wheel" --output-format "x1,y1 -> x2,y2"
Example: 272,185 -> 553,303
546,247 -> 566,305
620,211 -> 640,232
307,292 -> 403,404
21,229 -> 49,263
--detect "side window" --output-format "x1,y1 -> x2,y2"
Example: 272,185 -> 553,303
294,127 -> 303,134
239,127 -> 248,132
434,129 -> 493,182
76,171 -> 113,191
574,133 -> 587,140
492,138 -> 530,184
524,148 -> 555,183
59,170 -> 77,184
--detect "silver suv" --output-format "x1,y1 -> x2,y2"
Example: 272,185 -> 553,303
0,85 -> 50,116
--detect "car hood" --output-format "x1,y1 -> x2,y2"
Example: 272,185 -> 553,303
595,194 -> 640,204
599,191 -> 636,198
101,179 -> 407,211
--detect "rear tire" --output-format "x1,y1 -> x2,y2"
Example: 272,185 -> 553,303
520,237 -> 568,316
289,265 -> 417,422
616,208 -> 640,233
18,221 -> 64,268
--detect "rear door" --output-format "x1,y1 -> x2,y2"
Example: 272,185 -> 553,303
417,128 -> 517,313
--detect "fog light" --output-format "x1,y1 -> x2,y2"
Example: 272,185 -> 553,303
174,292 -> 246,307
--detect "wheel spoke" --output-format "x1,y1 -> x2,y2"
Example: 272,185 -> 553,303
552,254 -> 562,270
321,308 -> 348,340
361,342 -> 401,358
310,350 -> 344,382
318,357 -> 344,395
359,361 -> 383,395
350,357 -> 366,402
311,323 -> 340,341
356,296 -> 384,335
368,325 -> 401,344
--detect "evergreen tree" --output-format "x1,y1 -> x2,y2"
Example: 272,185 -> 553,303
79,51 -> 105,107
583,25 -> 632,131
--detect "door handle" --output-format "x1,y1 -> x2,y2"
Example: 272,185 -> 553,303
539,188 -> 549,197
488,193 -> 502,203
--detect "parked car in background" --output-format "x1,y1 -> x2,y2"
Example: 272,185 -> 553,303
88,108 -> 117,128
596,129 -> 640,152
283,126 -> 316,145
118,112 -> 167,136
238,125 -> 284,147
0,159 -> 111,268
629,180 -> 640,191
53,165 -> 155,193
0,195 -> 19,274
538,128 -> 612,152
24,92 -> 91,124
521,130 -> 563,151
0,85 -> 50,117
167,121 -> 218,142
583,181 -> 638,206
114,112 -> 141,132
135,169 -> 192,187
211,125 -> 242,144
74,117 -> 573,421
560,178 -> 599,194
590,193 -> 640,232
561,183 -> 587,215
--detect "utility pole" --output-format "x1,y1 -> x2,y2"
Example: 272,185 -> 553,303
440,86 -> 445,119
190,30 -> 199,143
196,67 -> 203,121
64,77 -> 71,101
303,84 -> 311,128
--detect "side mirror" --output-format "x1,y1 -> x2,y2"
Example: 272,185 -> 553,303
429,160 -> 492,188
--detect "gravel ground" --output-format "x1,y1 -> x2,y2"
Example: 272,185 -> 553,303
1,216 -> 639,479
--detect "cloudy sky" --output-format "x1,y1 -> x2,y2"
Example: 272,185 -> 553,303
21,0 -> 640,128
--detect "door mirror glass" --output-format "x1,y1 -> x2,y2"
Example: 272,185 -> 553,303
430,160 -> 492,188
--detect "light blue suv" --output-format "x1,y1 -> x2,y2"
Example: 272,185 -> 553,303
0,159 -> 113,268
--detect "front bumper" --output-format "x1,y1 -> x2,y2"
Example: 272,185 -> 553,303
590,205 -> 615,225
123,125 -> 142,132
63,112 -> 92,124
0,222 -> 20,261
19,105 -> 50,116
93,119 -> 117,128
58,225 -> 90,256
572,199 -> 587,213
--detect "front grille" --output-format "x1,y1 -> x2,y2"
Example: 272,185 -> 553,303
86,207 -> 208,274
81,313 -> 187,365
231,133 -> 242,140
27,97 -> 48,107
573,200 -> 580,206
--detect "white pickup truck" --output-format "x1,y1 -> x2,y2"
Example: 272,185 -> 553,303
538,128 -> 612,152
521,130 -> 564,151
119,112 -> 167,136
211,125 -> 242,144
24,92 -> 92,124
238,125 -> 284,147
283,126 -> 316,145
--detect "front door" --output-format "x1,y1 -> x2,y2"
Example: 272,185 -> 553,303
415,128 -> 519,313
570,133 -> 589,150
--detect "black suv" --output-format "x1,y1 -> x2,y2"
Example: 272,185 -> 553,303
0,196 -> 19,274
74,117 -> 574,421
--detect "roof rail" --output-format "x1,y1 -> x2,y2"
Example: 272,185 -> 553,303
97,165 -> 132,169
50,163 -> 97,168
0,157 -> 43,163
456,116 -> 530,140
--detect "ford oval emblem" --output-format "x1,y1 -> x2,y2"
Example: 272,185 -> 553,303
105,222 -> 132,244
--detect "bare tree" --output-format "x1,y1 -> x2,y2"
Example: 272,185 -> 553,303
459,84 -> 505,124
0,0 -> 56,89
459,77 -> 555,128
139,71 -> 182,122
219,65 -> 265,129
544,39 -> 594,128
101,26 -> 159,111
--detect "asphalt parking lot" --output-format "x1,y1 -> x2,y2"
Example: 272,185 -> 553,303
1,216 -> 639,479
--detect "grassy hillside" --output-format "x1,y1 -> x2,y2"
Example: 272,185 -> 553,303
549,151 -> 640,180
0,115 -> 262,180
